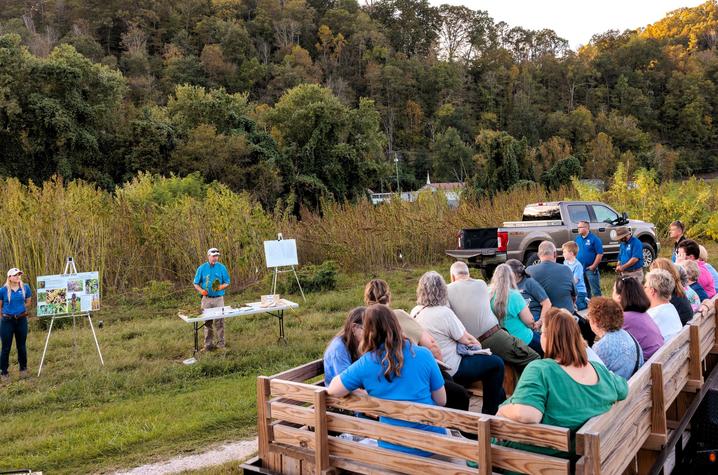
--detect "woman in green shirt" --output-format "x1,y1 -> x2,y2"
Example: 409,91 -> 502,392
490,264 -> 543,356
497,308 -> 628,457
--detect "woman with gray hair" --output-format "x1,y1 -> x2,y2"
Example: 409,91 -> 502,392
645,269 -> 683,341
411,271 -> 506,414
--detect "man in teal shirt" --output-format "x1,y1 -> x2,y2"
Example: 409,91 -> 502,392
193,248 -> 231,350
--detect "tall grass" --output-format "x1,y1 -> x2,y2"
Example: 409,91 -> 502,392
0,174 -> 275,292
0,173 -> 577,291
289,185 -> 575,270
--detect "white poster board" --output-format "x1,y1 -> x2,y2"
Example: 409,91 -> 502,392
264,239 -> 298,268
36,271 -> 100,316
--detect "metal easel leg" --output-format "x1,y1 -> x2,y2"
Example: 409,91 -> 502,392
87,313 -> 105,366
38,317 -> 55,376
291,266 -> 306,302
272,267 -> 279,295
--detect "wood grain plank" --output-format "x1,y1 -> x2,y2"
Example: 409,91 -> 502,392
477,417 -> 491,475
313,389 -> 331,474
270,359 -> 324,382
325,393 -> 570,451
257,376 -> 272,461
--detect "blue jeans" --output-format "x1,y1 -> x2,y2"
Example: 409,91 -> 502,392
453,354 -> 506,415
528,331 -> 544,357
576,291 -> 588,311
584,268 -> 602,298
1,316 -> 28,375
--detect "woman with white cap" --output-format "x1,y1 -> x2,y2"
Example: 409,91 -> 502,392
1,268 -> 33,382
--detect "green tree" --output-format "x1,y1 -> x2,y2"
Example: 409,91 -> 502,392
541,155 -> 582,190
431,127 -> 474,181
267,84 -> 386,207
0,35 -> 126,186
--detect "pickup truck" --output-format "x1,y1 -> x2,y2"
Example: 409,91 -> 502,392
446,201 -> 660,278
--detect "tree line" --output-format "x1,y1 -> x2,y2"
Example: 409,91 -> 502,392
1,0 -> 717,209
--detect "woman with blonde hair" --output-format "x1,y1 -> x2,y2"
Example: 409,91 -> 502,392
490,264 -> 542,356
411,271 -> 505,414
1,268 -> 33,383
497,308 -> 628,456
650,258 -> 693,325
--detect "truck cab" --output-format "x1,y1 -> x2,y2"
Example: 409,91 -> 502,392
447,201 -> 660,278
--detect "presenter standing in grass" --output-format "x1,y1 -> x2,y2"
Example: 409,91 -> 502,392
193,248 -> 230,351
1,268 -> 32,383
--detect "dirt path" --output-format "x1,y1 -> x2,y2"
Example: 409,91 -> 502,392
113,438 -> 257,475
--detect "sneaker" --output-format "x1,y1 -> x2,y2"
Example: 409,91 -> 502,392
19,370 -> 28,379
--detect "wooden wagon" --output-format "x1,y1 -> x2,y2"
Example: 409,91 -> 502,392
243,298 -> 718,474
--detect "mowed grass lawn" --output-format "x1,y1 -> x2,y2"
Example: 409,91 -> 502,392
0,266 -> 444,474
2,242 -> 712,474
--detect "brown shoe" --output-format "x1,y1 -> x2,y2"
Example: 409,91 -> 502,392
19,370 -> 28,379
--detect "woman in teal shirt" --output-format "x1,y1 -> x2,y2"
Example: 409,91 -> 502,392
497,308 -> 628,457
490,264 -> 543,356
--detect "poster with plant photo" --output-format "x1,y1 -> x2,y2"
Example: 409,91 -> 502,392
36,271 -> 100,316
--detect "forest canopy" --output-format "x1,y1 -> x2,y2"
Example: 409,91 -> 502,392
1,0 -> 718,207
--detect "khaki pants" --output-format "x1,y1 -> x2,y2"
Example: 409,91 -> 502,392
482,329 -> 540,373
201,296 -> 225,349
621,268 -> 644,283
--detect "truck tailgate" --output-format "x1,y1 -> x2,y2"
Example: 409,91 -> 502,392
446,248 -> 498,259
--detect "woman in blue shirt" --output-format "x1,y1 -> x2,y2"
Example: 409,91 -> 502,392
327,304 -> 446,456
323,307 -> 365,384
1,268 -> 33,382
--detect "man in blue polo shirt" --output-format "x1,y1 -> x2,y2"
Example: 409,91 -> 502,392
615,227 -> 644,282
575,221 -> 604,297
193,248 -> 231,350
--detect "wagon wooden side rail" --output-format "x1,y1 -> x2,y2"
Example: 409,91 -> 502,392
576,298 -> 718,475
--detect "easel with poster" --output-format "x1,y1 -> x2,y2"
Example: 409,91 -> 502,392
36,257 -> 104,375
264,234 -> 306,302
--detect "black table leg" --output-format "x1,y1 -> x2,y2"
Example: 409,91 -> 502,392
275,310 -> 287,345
194,321 -> 199,355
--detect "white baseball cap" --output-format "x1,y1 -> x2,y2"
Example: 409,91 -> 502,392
207,248 -> 220,256
7,268 -> 23,277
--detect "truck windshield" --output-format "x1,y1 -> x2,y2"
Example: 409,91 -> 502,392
522,204 -> 561,221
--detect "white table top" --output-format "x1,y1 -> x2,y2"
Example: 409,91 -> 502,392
178,299 -> 299,323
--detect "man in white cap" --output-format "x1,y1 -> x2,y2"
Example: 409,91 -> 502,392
193,248 -> 230,350
615,227 -> 644,282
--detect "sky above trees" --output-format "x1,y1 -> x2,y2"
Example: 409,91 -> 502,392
432,0 -> 706,48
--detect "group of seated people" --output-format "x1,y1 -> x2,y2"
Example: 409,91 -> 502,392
321,238 -> 716,460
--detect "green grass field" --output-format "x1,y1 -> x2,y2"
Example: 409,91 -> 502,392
0,266 -> 438,474
2,242 -> 713,474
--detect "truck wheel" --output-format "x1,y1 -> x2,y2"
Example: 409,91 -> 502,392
642,242 -> 656,268
524,252 -> 540,268
482,265 -> 497,280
